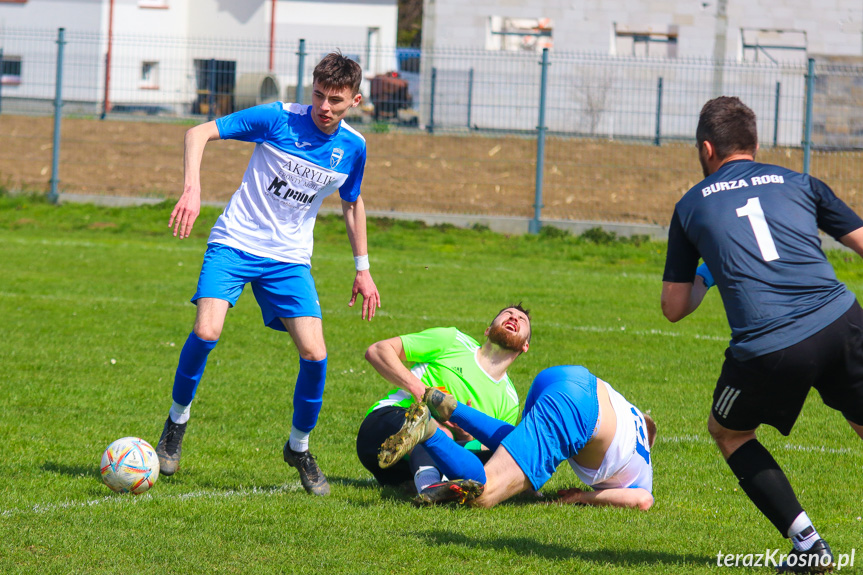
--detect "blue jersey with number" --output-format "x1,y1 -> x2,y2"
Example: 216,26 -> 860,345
663,159 -> 862,360
209,102 -> 366,265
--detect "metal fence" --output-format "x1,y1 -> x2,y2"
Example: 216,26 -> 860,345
1,27 -> 862,229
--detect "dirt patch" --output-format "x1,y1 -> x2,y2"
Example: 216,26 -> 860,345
1,114 -> 860,226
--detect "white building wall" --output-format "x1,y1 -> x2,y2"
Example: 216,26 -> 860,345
418,0 -> 861,140
186,0 -> 267,38
423,0 -> 863,60
107,1 -> 192,112
274,0 -> 397,77
0,0 -> 396,113
0,0 -> 103,33
0,0 -> 104,107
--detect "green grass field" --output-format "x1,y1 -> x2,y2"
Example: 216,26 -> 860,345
1,193 -> 861,574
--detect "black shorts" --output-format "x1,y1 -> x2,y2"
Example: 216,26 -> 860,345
356,406 -> 413,486
712,300 -> 863,436
356,405 -> 495,487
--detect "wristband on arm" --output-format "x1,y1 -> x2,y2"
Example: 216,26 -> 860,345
695,262 -> 714,289
354,254 -> 370,271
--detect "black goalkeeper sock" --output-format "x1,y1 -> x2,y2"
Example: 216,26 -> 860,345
725,439 -> 804,536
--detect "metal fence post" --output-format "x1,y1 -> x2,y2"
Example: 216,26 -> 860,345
207,58 -> 216,121
48,28 -> 66,205
529,48 -> 549,235
466,67 -> 474,129
427,67 -> 436,134
0,48 -> 4,115
773,81 -> 781,147
654,77 -> 663,147
296,38 -> 306,105
803,58 -> 815,174
100,52 -> 109,119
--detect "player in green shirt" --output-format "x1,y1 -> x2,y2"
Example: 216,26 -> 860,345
356,304 -> 531,492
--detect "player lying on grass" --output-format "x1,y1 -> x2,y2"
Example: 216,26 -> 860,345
379,365 -> 655,510
357,305 -> 531,493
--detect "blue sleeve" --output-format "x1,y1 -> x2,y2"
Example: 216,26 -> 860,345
811,177 -> 863,240
662,209 -> 701,283
215,102 -> 283,144
338,146 -> 366,202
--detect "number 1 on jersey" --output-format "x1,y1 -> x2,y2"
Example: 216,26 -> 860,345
736,197 -> 780,262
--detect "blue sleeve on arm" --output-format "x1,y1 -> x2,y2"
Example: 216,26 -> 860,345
215,102 -> 282,143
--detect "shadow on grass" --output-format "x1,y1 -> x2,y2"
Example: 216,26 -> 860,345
329,475 -> 418,504
42,461 -> 112,497
329,476 -> 382,490
42,461 -> 100,478
419,529 -> 712,566
330,476 -> 556,507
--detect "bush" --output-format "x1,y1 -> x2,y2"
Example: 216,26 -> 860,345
580,227 -> 618,244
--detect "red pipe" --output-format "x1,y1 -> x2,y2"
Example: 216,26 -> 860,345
269,0 -> 276,72
102,0 -> 115,116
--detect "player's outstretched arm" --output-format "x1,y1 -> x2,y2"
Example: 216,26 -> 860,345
556,486 -> 654,511
342,197 -> 381,320
364,337 -> 426,400
169,121 -> 221,239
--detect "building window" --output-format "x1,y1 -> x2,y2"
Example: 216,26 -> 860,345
138,0 -> 168,8
1,56 -> 22,85
613,24 -> 678,58
741,28 -> 807,63
193,59 -> 236,116
486,17 -> 553,52
140,61 -> 159,89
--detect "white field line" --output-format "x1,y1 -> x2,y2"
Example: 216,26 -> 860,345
565,324 -> 727,342
4,236 -> 200,253
659,434 -> 854,455
0,290 -> 191,308
0,484 -> 302,519
1,235 -> 421,268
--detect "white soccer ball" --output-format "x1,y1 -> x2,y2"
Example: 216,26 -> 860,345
100,437 -> 160,495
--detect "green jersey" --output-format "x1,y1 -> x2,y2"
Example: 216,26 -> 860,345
367,327 -> 520,425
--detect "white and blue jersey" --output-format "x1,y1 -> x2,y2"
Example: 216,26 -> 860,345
500,365 -> 653,493
664,160 -> 863,360
567,379 -> 653,492
210,102 -> 366,265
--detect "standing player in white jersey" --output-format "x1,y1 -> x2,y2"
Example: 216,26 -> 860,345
155,52 -> 380,496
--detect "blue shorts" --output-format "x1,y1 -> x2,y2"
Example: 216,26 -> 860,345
193,243 -> 321,331
500,365 -> 599,490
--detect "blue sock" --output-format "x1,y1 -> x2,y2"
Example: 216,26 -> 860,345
172,332 -> 218,407
425,429 -> 487,483
292,356 -> 327,433
450,403 -> 515,451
